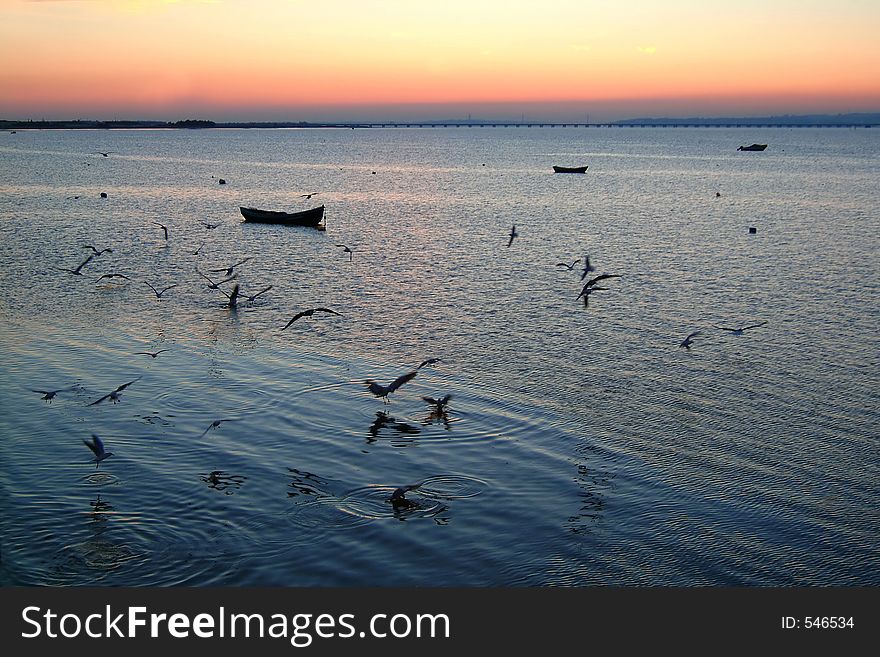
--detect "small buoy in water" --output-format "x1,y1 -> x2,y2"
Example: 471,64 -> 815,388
748,226 -> 757,234
715,192 -> 721,197
218,178 -> 226,185
100,192 -> 108,198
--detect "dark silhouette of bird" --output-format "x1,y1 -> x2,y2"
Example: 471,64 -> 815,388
218,178 -> 226,185
58,254 -> 95,275
95,273 -> 130,283
154,222 -> 168,240
507,224 -> 518,247
300,192 -> 319,199
82,245 -> 113,256
556,259 -> 580,270
192,243 -> 205,256
417,358 -> 442,370
202,222 -> 220,230
242,285 -> 273,303
196,268 -> 237,290
577,274 -> 620,299
218,283 -> 240,309
579,255 -> 596,280
83,434 -> 114,468
92,151 -> 113,157
422,394 -> 452,412
88,377 -> 141,406
390,482 -> 423,503
210,257 -> 251,277
200,418 -> 237,438
679,331 -> 702,349
282,308 -> 340,330
364,370 -> 418,403
31,387 -> 73,403
134,349 -> 168,358
100,192 -> 108,199
144,281 -> 178,298
335,244 -> 353,261
713,321 -> 767,335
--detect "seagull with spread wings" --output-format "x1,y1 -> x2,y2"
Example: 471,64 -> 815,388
88,377 -> 141,406
713,321 -> 768,335
282,308 -> 340,330
364,369 -> 418,403
144,281 -> 178,298
679,331 -> 702,349
507,224 -> 518,247
210,257 -> 251,277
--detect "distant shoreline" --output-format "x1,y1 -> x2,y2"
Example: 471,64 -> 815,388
2,113 -> 877,131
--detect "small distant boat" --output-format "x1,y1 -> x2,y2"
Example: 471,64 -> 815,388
240,205 -> 325,227
737,144 -> 768,151
552,165 -> 588,173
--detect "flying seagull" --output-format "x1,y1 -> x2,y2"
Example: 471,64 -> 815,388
82,245 -> 113,256
88,377 -> 141,406
31,387 -> 73,403
83,434 -> 114,468
282,307 -> 341,330
555,259 -> 580,270
58,254 -> 94,275
192,243 -> 205,256
335,244 -> 353,261
300,192 -> 319,199
577,273 -> 621,303
579,255 -> 597,280
417,358 -> 442,370
144,281 -> 178,298
200,418 -> 237,438
210,257 -> 251,277
364,370 -> 418,403
422,394 -> 452,412
196,268 -> 237,290
134,349 -> 168,358
242,285 -> 273,303
202,221 -> 220,230
507,224 -> 518,247
713,321 -> 768,335
95,273 -> 130,283
679,331 -> 702,349
92,151 -> 114,157
154,222 -> 169,240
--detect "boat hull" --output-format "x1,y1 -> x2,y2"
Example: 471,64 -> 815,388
552,165 -> 588,173
240,205 -> 325,226
737,144 -> 768,151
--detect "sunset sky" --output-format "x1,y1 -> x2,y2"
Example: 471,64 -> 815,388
1,0 -> 878,122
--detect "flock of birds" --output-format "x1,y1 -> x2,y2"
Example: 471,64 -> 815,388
40,173 -> 460,506
36,150 -> 769,512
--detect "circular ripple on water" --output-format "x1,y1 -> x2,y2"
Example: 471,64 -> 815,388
153,378 -> 281,418
81,472 -> 120,486
416,474 -> 489,499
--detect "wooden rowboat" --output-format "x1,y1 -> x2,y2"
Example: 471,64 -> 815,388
552,165 -> 589,173
240,205 -> 325,227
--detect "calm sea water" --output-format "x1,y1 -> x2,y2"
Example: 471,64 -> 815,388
0,126 -> 877,586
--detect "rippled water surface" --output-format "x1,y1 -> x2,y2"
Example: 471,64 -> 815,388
1,127 -> 877,586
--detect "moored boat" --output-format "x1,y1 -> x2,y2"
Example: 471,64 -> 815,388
240,205 -> 325,227
737,144 -> 768,151
552,165 -> 589,173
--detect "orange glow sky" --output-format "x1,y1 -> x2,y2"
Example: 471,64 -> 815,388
1,0 -> 878,121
